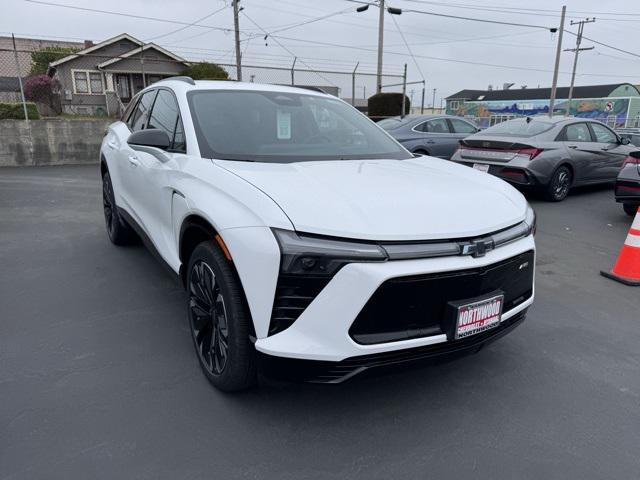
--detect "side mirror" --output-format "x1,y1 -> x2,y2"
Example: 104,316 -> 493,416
127,128 -> 171,150
620,137 -> 631,145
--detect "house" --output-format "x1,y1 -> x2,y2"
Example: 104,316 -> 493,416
445,83 -> 640,128
0,35 -> 84,102
47,33 -> 190,116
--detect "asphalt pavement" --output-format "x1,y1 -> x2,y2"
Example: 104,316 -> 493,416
1,165 -> 639,479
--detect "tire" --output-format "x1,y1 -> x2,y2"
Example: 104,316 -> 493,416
413,149 -> 429,156
623,203 -> 639,216
187,241 -> 257,392
544,165 -> 572,202
102,171 -> 136,245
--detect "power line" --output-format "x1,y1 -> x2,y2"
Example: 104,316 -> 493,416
566,31 -> 640,60
265,7 -> 355,35
240,10 -> 339,87
398,7 -> 556,30
387,4 -> 425,80
145,5 -> 229,42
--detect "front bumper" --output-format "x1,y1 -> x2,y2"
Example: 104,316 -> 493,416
254,235 -> 535,362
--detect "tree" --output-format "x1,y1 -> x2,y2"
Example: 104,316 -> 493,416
24,75 -> 61,114
183,62 -> 229,80
30,46 -> 78,75
368,93 -> 411,119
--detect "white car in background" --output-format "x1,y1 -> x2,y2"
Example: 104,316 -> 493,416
100,78 -> 536,391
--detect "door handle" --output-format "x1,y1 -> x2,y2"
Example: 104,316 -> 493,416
426,140 -> 436,144
107,140 -> 117,149
567,145 -> 578,149
601,147 -> 610,151
127,155 -> 140,167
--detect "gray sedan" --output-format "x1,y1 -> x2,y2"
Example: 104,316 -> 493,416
450,116 -> 637,201
379,114 -> 479,159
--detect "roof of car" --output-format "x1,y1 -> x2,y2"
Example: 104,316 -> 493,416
155,79 -> 331,97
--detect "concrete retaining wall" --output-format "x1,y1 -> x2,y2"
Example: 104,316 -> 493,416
0,119 -> 111,167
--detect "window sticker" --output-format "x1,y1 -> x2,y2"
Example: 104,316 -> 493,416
277,110 -> 291,140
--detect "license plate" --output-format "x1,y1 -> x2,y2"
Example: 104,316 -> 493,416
473,163 -> 490,173
454,294 -> 504,339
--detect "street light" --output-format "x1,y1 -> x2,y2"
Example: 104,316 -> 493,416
355,1 -> 402,94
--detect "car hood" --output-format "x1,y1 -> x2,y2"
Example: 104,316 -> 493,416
215,157 -> 527,241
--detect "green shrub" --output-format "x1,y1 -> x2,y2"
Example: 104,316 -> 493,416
0,102 -> 41,120
30,46 -> 79,75
368,93 -> 410,118
183,62 -> 229,80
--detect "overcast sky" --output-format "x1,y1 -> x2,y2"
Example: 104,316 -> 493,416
2,0 -> 640,104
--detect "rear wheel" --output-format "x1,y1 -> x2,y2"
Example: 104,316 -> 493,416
623,203 -> 639,216
413,149 -> 429,156
102,171 -> 136,245
187,241 -> 257,392
544,165 -> 572,202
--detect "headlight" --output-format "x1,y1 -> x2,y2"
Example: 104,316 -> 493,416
524,204 -> 536,236
272,229 -> 387,276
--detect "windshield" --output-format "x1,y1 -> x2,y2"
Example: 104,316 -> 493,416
188,90 -> 411,162
478,118 -> 554,137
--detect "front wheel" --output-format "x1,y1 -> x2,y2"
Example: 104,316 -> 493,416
623,203 -> 639,216
187,241 -> 257,392
544,166 -> 572,202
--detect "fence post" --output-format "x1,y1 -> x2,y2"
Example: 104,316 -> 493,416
351,62 -> 359,106
290,57 -> 297,86
401,63 -> 407,117
11,33 -> 29,122
421,81 -> 425,114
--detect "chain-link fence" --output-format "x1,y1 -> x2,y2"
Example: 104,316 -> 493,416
0,35 -> 406,121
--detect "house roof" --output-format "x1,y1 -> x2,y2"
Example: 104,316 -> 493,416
96,43 -> 187,68
446,83 -> 640,101
49,33 -> 143,68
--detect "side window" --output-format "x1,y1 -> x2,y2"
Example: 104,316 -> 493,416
121,94 -> 140,124
148,90 -> 186,152
425,118 -> 450,133
590,123 -> 617,143
564,123 -> 592,142
449,118 -> 477,134
129,90 -> 157,132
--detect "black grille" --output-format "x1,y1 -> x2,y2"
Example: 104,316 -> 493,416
269,275 -> 331,336
349,250 -> 534,345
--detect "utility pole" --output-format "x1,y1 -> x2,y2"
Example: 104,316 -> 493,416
565,17 -> 595,115
376,0 -> 385,93
233,0 -> 242,81
548,5 -> 566,118
431,88 -> 436,112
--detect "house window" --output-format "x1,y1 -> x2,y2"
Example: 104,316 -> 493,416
449,100 -> 460,110
73,70 -> 104,94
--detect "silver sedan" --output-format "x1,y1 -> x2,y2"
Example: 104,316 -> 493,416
379,114 -> 479,159
450,116 -> 637,201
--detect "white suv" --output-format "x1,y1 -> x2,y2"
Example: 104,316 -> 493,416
100,78 -> 536,391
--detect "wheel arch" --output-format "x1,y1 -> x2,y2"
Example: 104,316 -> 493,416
100,154 -> 108,177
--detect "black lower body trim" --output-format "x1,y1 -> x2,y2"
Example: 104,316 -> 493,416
258,309 -> 528,384
117,207 -> 182,285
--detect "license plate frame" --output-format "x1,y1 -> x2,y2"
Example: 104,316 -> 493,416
473,163 -> 490,173
450,292 -> 504,339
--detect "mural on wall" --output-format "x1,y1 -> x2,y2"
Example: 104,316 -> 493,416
449,98 -> 631,127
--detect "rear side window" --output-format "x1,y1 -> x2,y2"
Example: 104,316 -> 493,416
449,118 -> 477,134
479,118 -> 554,137
564,123 -> 592,142
129,90 -> 157,132
416,118 -> 450,133
147,90 -> 186,152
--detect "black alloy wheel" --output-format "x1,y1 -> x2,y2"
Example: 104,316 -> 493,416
545,166 -> 572,202
102,171 -> 135,245
189,261 -> 229,376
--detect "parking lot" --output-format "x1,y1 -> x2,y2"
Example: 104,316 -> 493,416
1,164 -> 639,479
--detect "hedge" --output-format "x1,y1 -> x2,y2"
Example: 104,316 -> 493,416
368,93 -> 410,118
0,102 -> 40,120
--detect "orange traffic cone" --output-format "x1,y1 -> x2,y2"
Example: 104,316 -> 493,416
601,207 -> 640,286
